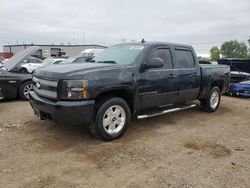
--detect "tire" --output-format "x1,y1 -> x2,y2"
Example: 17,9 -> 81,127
90,97 -> 131,141
20,68 -> 28,74
200,86 -> 221,112
19,81 -> 34,100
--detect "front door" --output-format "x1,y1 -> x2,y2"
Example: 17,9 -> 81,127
137,46 -> 178,112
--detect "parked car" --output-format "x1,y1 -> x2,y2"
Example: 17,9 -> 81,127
229,80 -> 250,97
218,59 -> 250,83
59,55 -> 86,64
30,42 -> 230,141
230,71 -> 250,83
0,46 -> 41,100
21,57 -> 65,73
17,57 -> 43,73
81,48 -> 104,60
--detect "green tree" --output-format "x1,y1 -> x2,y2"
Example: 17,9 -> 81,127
220,40 -> 248,58
210,46 -> 220,61
248,36 -> 250,54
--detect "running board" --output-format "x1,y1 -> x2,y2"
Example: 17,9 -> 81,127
137,104 -> 196,119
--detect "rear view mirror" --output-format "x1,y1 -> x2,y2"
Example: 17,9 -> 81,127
140,58 -> 164,72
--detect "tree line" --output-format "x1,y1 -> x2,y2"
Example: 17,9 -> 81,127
209,37 -> 250,61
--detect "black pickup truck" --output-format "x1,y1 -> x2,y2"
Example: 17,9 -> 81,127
30,42 -> 230,141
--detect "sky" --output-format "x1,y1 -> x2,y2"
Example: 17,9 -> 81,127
0,0 -> 250,56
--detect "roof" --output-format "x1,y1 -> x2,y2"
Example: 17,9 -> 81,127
115,41 -> 193,48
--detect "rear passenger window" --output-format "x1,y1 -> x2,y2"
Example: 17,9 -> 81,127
148,48 -> 173,68
175,49 -> 195,68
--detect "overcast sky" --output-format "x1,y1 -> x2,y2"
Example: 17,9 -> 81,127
0,0 -> 249,55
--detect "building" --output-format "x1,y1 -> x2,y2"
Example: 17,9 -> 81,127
3,44 -> 107,58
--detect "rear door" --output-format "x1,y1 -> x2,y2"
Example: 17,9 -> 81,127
173,47 -> 200,103
137,46 -> 178,111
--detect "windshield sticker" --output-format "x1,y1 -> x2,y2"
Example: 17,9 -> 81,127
129,46 -> 144,50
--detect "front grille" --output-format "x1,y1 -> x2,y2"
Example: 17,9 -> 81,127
33,77 -> 58,99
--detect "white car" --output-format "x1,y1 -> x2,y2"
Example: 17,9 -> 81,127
81,48 -> 104,59
21,57 -> 65,73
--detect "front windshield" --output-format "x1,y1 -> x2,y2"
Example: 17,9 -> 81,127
91,44 -> 145,65
42,58 -> 54,65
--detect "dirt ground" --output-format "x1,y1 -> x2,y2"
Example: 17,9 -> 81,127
0,96 -> 250,188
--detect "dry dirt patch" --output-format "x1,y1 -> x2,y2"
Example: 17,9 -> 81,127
184,139 -> 232,158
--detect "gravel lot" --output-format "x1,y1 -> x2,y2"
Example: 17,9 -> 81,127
0,96 -> 250,188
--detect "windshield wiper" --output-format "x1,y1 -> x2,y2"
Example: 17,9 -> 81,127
98,61 -> 117,64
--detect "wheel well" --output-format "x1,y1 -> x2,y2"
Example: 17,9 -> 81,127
95,89 -> 134,113
211,80 -> 224,92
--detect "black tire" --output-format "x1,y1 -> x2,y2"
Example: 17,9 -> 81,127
200,86 -> 221,112
19,68 -> 28,74
90,97 -> 131,141
19,81 -> 33,100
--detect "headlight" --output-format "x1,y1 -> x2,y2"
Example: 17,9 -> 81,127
61,80 -> 89,99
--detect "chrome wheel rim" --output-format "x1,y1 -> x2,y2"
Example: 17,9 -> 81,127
102,105 -> 126,135
210,90 -> 219,109
23,84 -> 33,99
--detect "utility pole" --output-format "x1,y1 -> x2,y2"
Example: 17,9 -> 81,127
83,31 -> 85,50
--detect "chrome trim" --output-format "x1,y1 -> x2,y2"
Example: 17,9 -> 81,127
8,80 -> 17,83
33,77 -> 58,99
137,104 -> 196,119
33,87 -> 57,99
33,77 -> 58,87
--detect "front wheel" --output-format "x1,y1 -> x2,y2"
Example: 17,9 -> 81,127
200,87 -> 221,112
90,97 -> 131,141
19,81 -> 34,100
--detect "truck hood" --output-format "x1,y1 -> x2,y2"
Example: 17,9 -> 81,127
33,63 -> 123,79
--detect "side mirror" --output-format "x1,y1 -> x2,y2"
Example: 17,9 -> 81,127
140,58 -> 164,72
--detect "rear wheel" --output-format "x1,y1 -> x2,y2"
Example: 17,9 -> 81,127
90,97 -> 131,141
200,87 -> 221,112
19,81 -> 33,100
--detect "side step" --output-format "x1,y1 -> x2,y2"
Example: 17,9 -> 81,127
137,104 -> 196,119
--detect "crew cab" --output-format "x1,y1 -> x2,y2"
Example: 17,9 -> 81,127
29,42 -> 230,141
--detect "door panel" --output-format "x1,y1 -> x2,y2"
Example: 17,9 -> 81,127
137,69 -> 177,110
137,47 -> 178,112
173,48 -> 200,103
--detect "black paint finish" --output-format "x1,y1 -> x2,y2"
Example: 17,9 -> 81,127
29,42 -> 230,124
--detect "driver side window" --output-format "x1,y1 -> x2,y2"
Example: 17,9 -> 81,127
148,48 -> 173,69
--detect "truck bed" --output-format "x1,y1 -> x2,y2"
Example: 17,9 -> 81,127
199,64 -> 230,99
